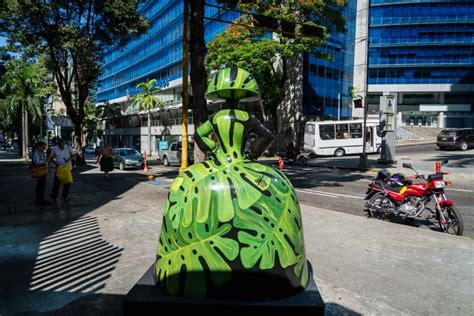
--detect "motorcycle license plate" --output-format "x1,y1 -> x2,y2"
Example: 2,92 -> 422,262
400,186 -> 407,194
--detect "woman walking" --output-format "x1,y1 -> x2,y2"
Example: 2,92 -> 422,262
31,141 -> 50,206
97,143 -> 114,180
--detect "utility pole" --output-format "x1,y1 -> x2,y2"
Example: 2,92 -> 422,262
358,0 -> 370,169
179,0 -> 190,173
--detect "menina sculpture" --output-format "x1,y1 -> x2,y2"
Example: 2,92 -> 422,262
154,67 -> 309,299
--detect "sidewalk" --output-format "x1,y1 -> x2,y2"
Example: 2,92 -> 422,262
0,159 -> 472,315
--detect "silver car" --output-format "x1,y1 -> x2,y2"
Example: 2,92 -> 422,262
161,142 -> 194,166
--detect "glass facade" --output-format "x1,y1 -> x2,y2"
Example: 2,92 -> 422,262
303,0 -> 356,119
368,0 -> 474,85
96,0 -> 238,102
97,0 -> 357,122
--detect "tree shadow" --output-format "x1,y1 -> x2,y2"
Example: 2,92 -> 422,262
0,162 -> 141,314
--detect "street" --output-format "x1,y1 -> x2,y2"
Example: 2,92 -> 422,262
285,144 -> 474,238
101,144 -> 474,238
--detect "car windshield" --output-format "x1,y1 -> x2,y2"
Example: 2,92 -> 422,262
120,149 -> 140,156
439,131 -> 456,137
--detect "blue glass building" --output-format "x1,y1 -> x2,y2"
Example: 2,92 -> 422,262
357,0 -> 474,128
96,0 -> 358,152
303,0 -> 356,120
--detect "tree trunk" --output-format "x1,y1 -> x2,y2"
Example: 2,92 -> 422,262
147,109 -> 152,156
16,105 -> 23,158
24,108 -> 29,159
277,52 -> 305,152
190,0 -> 207,163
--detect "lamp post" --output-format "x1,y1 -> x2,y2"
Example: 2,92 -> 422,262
358,1 -> 370,169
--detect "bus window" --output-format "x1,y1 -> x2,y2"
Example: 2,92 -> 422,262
305,124 -> 315,135
336,124 -> 350,139
349,123 -> 362,138
319,125 -> 335,140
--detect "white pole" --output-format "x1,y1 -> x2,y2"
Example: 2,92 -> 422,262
148,108 -> 151,156
337,92 -> 341,121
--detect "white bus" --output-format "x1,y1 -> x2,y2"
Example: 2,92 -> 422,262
303,120 -> 382,157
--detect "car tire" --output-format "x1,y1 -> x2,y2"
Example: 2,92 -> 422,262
334,148 -> 345,157
460,142 -> 468,151
163,156 -> 170,166
119,162 -> 125,170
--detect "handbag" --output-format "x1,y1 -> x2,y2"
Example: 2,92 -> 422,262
31,165 -> 48,178
56,162 -> 74,184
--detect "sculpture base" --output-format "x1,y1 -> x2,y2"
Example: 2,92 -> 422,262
123,262 -> 325,313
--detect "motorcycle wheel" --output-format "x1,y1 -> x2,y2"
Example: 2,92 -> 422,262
367,192 -> 394,219
438,206 -> 464,236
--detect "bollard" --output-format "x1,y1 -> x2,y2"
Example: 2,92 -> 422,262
434,161 -> 441,174
279,156 -> 284,171
144,151 -> 149,172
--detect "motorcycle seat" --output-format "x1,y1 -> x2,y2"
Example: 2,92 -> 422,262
386,185 -> 403,193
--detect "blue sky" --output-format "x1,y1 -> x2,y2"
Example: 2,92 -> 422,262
0,36 -> 6,46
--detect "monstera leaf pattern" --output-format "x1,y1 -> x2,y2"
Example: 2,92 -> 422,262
154,109 -> 309,298
156,198 -> 239,297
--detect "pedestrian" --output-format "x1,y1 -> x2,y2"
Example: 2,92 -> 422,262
31,141 -> 50,206
96,143 -> 114,180
49,138 -> 76,201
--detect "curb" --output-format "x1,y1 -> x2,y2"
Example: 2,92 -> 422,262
306,163 -> 378,173
396,141 -> 436,148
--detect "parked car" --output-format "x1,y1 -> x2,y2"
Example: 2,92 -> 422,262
161,142 -> 194,166
436,128 -> 474,151
113,148 -> 144,170
83,146 -> 96,155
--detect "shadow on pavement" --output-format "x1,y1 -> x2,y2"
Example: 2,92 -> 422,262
0,160 -> 141,315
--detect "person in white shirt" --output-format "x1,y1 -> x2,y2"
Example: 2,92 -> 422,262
32,141 -> 50,206
48,139 -> 76,200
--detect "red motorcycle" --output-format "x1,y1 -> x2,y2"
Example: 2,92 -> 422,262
365,159 -> 464,236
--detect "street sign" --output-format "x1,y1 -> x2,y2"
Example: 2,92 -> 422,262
379,95 -> 396,132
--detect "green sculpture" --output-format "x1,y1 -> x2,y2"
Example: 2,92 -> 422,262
154,67 -> 309,299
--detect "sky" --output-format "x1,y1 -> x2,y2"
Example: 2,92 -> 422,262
0,36 -> 6,47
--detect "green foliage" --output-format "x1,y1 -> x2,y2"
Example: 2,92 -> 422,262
131,79 -> 163,112
0,58 -> 54,130
207,1 -> 347,128
0,0 -> 148,139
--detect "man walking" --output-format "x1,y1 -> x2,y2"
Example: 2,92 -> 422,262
49,139 -> 76,201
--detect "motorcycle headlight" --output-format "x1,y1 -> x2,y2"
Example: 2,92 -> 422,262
434,181 -> 446,188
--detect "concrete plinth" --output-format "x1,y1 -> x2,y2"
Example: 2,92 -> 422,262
123,263 -> 325,313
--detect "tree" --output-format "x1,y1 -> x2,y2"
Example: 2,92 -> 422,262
131,79 -> 162,156
96,100 -> 121,144
0,58 -> 54,157
207,1 -> 347,150
0,0 -> 148,151
189,0 -> 207,163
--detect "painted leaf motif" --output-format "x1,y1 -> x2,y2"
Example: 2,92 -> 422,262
155,206 -> 239,298
234,165 -> 306,274
166,160 -> 273,229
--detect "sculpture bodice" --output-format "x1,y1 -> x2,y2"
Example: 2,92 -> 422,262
154,109 -> 309,299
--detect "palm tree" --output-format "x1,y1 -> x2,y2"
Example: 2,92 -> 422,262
96,100 -> 122,145
0,59 -> 53,158
131,79 -> 162,156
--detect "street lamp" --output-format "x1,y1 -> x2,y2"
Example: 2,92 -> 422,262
358,1 -> 370,169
